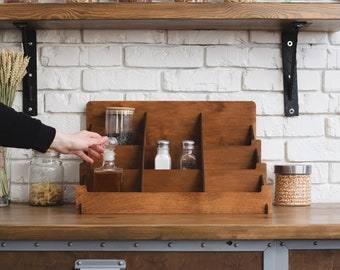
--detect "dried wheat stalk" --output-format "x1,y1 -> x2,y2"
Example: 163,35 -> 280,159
0,47 -> 30,107
0,47 -> 29,199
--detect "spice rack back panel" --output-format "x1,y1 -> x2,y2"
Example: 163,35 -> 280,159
77,101 -> 272,214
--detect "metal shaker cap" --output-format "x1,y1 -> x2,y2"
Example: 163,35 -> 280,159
182,140 -> 195,150
157,140 -> 170,149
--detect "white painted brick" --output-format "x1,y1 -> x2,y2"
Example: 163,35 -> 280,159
329,31 -> 340,45
298,32 -> 329,44
3,29 -> 340,203
324,70 -> 340,92
261,139 -> 285,161
257,116 -> 284,137
243,70 -> 282,91
330,163 -> 340,184
45,92 -> 91,113
11,183 -> 28,203
63,184 -> 75,203
83,30 -> 165,43
250,93 -> 283,115
63,160 -> 82,184
206,46 -> 248,67
41,46 -> 80,66
150,92 -> 208,101
38,69 -> 81,90
125,46 -> 203,68
9,149 -> 32,160
297,47 -> 328,69
310,163 -> 328,184
88,92 -> 126,103
2,30 -> 21,42
250,31 -> 280,44
287,139 -> 340,162
38,114 -> 82,134
41,45 -> 122,67
248,48 -> 282,68
162,69 -> 241,92
83,69 -> 161,91
37,30 -> 82,43
266,163 -> 275,185
312,184 -> 340,203
10,160 -> 30,184
84,46 -> 122,66
327,48 -> 337,69
299,93 -> 330,114
326,117 -> 340,137
283,116 -> 324,137
298,70 -> 321,91
168,30 -> 249,45
258,116 -> 324,138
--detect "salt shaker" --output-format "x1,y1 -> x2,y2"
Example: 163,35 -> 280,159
155,140 -> 171,170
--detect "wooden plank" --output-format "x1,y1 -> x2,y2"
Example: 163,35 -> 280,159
4,204 -> 340,241
142,169 -> 203,192
0,3 -> 340,31
76,185 -> 272,214
204,163 -> 266,192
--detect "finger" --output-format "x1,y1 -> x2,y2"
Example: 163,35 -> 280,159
74,150 -> 94,164
87,147 -> 103,160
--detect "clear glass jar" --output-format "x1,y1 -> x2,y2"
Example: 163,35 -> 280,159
105,107 -> 135,145
29,150 -> 64,206
93,137 -> 123,192
180,140 -> 197,170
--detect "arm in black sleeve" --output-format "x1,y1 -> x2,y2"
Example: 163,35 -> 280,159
0,102 -> 56,152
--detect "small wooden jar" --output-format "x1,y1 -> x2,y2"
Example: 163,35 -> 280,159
274,165 -> 312,206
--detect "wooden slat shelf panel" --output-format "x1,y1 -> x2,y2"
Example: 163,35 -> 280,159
0,3 -> 339,31
2,203 -> 340,240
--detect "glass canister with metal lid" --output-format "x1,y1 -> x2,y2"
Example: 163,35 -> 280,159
274,164 -> 312,206
28,150 -> 64,206
105,107 -> 135,145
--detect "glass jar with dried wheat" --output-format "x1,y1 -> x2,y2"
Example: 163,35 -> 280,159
0,47 -> 29,206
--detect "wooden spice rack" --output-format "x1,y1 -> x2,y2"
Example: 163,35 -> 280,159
76,101 -> 272,214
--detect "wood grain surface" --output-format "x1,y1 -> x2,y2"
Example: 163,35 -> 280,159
2,204 -> 340,241
0,3 -> 339,31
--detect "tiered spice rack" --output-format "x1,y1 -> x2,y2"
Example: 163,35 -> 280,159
76,101 -> 272,214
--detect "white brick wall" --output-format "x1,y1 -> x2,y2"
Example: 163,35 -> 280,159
2,29 -> 340,203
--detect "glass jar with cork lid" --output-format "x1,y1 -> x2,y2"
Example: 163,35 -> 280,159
105,107 -> 135,145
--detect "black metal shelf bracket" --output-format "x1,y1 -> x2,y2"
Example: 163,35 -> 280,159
14,23 -> 37,116
281,21 -> 306,117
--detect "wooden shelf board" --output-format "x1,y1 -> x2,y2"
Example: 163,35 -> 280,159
0,3 -> 339,31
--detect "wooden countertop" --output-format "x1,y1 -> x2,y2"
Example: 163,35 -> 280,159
1,203 -> 340,241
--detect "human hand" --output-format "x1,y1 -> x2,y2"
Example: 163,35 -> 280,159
50,130 -> 108,163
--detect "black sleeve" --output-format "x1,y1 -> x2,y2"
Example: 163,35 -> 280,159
0,102 -> 56,153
